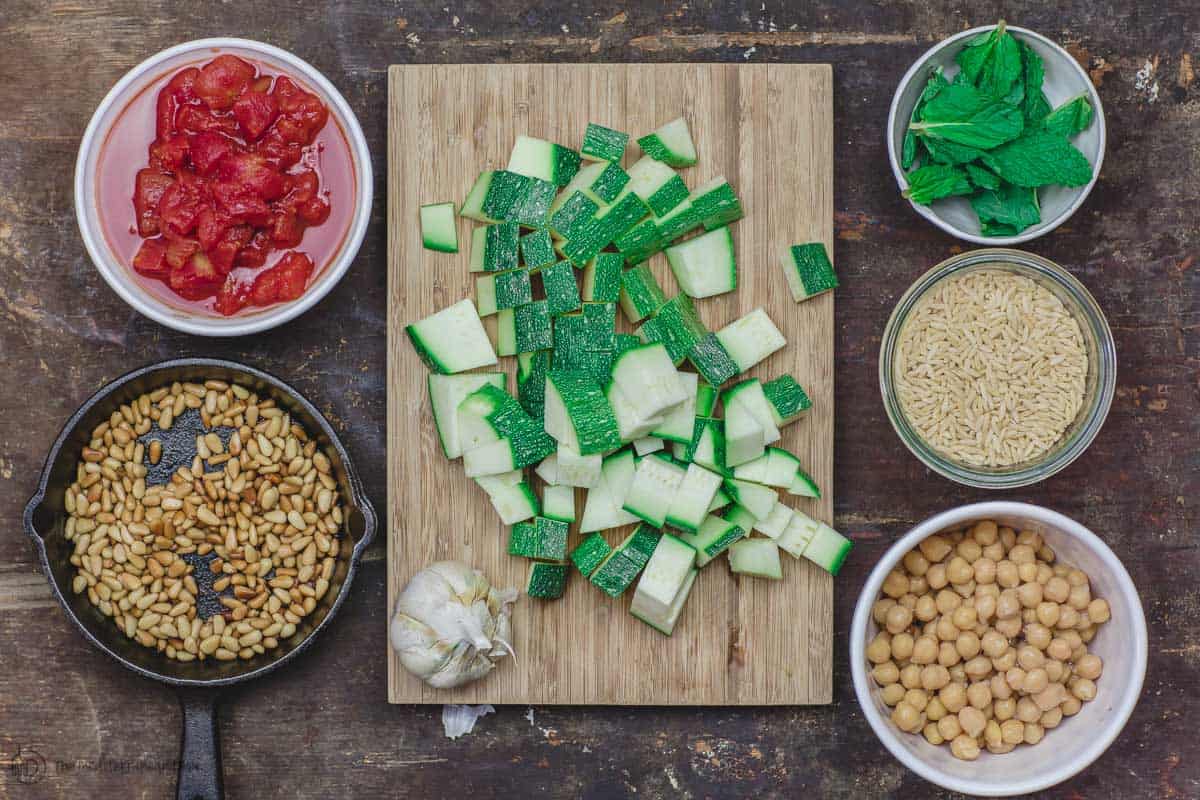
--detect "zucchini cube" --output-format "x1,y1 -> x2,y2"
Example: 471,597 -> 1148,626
475,268 -> 532,316
549,191 -> 600,240
686,332 -> 740,386
461,169 -> 529,223
621,524 -> 663,568
763,374 -> 812,426
581,122 -> 629,163
589,162 -> 631,203
636,117 -> 698,168
495,307 -> 517,356
638,294 -> 707,364
690,177 -> 743,230
618,263 -> 667,323
781,242 -> 838,302
419,202 -> 458,253
614,218 -> 662,266
613,333 -> 642,357
590,550 -> 643,597
526,561 -> 569,599
540,260 -> 581,315
509,177 -> 558,229
570,532 -> 613,576
520,229 -> 557,270
514,300 -> 553,352
655,199 -> 701,243
517,349 -> 551,420
562,193 -> 649,266
469,221 -> 520,272
581,302 -> 616,351
582,253 -> 623,303
508,135 -> 581,187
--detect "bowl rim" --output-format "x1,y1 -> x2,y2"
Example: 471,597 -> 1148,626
73,37 -> 374,337
879,247 -> 1117,489
850,501 -> 1148,797
886,23 -> 1107,246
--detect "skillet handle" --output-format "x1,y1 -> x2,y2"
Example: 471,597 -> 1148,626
177,688 -> 224,800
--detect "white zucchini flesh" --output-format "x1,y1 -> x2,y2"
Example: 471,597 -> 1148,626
723,478 -> 777,520
601,448 -> 638,509
733,447 -> 800,489
788,468 -> 821,498
463,438 -> 521,477
723,504 -> 758,534
723,402 -> 765,468
638,117 -> 698,167
753,501 -> 794,540
664,464 -> 724,532
607,381 -> 665,442
550,161 -> 609,215
631,567 -> 697,636
631,533 -> 697,620
406,299 -> 498,374
714,308 -> 786,372
650,371 -> 697,443
622,156 -> 681,206
728,538 -> 783,579
535,453 -> 559,485
723,380 -> 780,446
623,454 -> 687,527
665,225 -> 736,299
802,522 -> 853,575
542,377 -> 578,452
611,344 -> 688,421
419,202 -> 458,252
633,436 -> 665,456
541,484 -> 576,523
556,443 -> 603,488
428,373 -> 505,459
707,487 -> 731,512
777,511 -> 820,558
580,475 -> 639,532
474,475 -> 538,525
495,307 -> 517,356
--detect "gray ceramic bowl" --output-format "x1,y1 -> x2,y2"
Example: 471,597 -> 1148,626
887,25 -> 1106,245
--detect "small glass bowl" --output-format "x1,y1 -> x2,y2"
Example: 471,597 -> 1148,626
879,249 -> 1116,489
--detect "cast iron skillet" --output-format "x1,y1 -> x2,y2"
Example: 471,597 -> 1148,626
23,358 -> 377,800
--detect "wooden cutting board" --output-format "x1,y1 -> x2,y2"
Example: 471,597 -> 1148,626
387,63 -> 833,705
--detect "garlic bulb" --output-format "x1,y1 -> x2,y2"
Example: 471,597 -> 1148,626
390,561 -> 517,689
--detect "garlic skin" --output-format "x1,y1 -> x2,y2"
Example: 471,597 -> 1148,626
390,561 -> 517,689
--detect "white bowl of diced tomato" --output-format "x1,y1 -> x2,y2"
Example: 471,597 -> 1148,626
75,38 -> 372,336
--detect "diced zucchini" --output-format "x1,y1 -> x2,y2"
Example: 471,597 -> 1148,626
509,177 -> 558,228
666,225 -> 736,298
788,468 -> 821,499
582,253 -> 623,303
600,448 -> 637,509
723,503 -> 758,534
708,487 -> 731,512
651,371 -> 698,443
723,379 -> 781,446
688,418 -> 728,476
406,299 -> 498,374
686,332 -> 740,386
508,135 -> 581,186
581,302 -> 617,351
508,516 -> 568,560
728,538 -> 783,579
722,478 -> 777,520
570,533 -> 612,576
610,343 -> 689,422
781,242 -> 838,303
590,550 -> 643,597
562,193 -> 649,265
535,452 -> 559,485
715,308 -> 786,372
475,268 -> 532,316
753,501 -> 794,540
419,202 -> 458,252
638,294 -> 707,365
620,156 -> 689,217
613,218 -> 662,266
607,380 -> 664,442
469,221 -> 520,272
461,170 -> 528,223
514,300 -> 553,352
476,473 -> 539,525
541,260 -> 582,315
526,561 -> 569,599
520,229 -> 557,270
677,514 -> 746,566
733,447 -> 801,489
723,400 -> 765,467
457,384 -> 555,467
591,161 -> 631,203
777,510 -> 819,558
542,484 -> 576,523
802,522 -> 853,576
629,533 -> 696,622
762,374 -> 812,427
622,453 -> 687,527
549,191 -> 600,240
636,117 -> 698,167
633,436 -> 664,456
655,197 -> 701,243
696,381 -> 719,418
614,332 -> 642,357
427,373 -> 506,459
631,567 -> 696,636
495,307 -> 517,356
579,471 -> 639,532
620,524 -> 662,568
544,370 -> 622,455
665,463 -> 724,532
555,442 -> 603,488
619,263 -> 668,323
689,176 -> 744,230
516,349 -> 551,420
581,122 -> 628,163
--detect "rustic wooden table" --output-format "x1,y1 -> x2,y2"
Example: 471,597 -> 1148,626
1,2 -> 1195,798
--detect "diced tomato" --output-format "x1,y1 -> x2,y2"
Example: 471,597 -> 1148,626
167,67 -> 200,102
216,152 -> 285,200
133,169 -> 174,237
194,55 -> 256,111
195,205 -> 230,251
169,251 -> 223,300
255,130 -> 303,170
188,131 -> 235,176
281,170 -> 318,206
250,76 -> 272,94
235,230 -> 271,268
163,236 -> 201,269
157,174 -> 206,236
269,210 -> 304,247
211,181 -> 272,226
249,264 -> 282,306
176,105 -> 241,138
271,77 -> 328,144
232,90 -> 278,141
273,252 -> 314,300
148,135 -> 190,171
209,224 -> 252,274
214,275 -> 252,316
297,196 -> 330,226
132,237 -> 170,277
155,89 -> 179,140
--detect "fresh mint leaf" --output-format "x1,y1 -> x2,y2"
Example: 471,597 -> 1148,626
964,163 -> 1001,190
1040,95 -> 1094,137
924,137 -> 987,165
980,131 -> 1093,187
910,82 -> 1024,149
903,67 -> 950,170
970,183 -> 1041,233
981,220 -> 1022,237
1019,42 -> 1051,123
902,164 -> 973,205
956,21 -> 1023,100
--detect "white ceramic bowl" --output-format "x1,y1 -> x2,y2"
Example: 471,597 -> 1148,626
887,25 -> 1106,245
74,38 -> 373,336
850,502 -> 1146,797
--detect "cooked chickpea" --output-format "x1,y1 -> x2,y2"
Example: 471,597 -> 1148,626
1017,645 -> 1045,671
1035,563 -> 1054,585
1033,683 -> 1066,711
975,593 -> 997,622
911,635 -> 939,665
1009,543 -> 1035,564
996,589 -> 1021,619
935,616 -> 960,642
1057,605 -> 1079,630
882,569 -> 910,599
881,683 -> 906,706
994,616 -> 1022,638
1047,638 -> 1071,661
1017,561 -> 1039,584
909,576 -> 928,595
900,663 -> 921,689
951,605 -> 977,630
1017,580 -> 1044,608
957,539 -> 983,563
1075,613 -> 1092,633
972,520 -> 998,545
950,734 -> 980,761
1068,583 -> 1091,611
1062,630 -> 1083,650
938,642 -> 962,667
1022,668 -> 1049,695
999,527 -> 1017,550
1076,653 -> 1103,681
912,594 -> 937,623
994,697 -> 1016,721
984,719 -> 1003,749
1006,667 -> 1027,692
873,598 -> 897,625
903,549 -> 930,576
892,633 -> 915,662
980,629 -> 1007,658
926,563 -> 948,590
885,603 -> 913,634
937,714 -> 962,741
1066,568 -> 1088,587
992,647 -> 1017,672
1071,678 -> 1097,701
935,589 -> 962,615
866,633 -> 892,664
940,683 -> 967,713
956,632 -> 982,660
982,542 -> 1005,561
958,707 -> 986,739
1060,695 -> 1082,716
964,655 -> 992,680
904,688 -> 930,711
966,681 -> 992,710
972,558 -> 997,585
1036,601 -> 1061,628
923,723 -> 944,746
925,697 -> 947,721
1040,706 -> 1063,729
949,664 -> 967,684
989,673 -> 1013,700
1045,659 -> 1066,683
891,701 -> 923,732
918,665 -> 950,694
1024,622 -> 1052,651
1038,544 -> 1056,563
1016,530 -> 1042,550
919,535 -> 952,563
1023,722 -> 1045,745
872,661 -> 900,685
1088,598 -> 1111,624
1016,696 -> 1041,722
1001,718 -> 1025,745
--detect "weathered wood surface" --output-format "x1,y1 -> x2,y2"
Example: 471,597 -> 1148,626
0,1 -> 1196,797
388,62 -> 834,706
